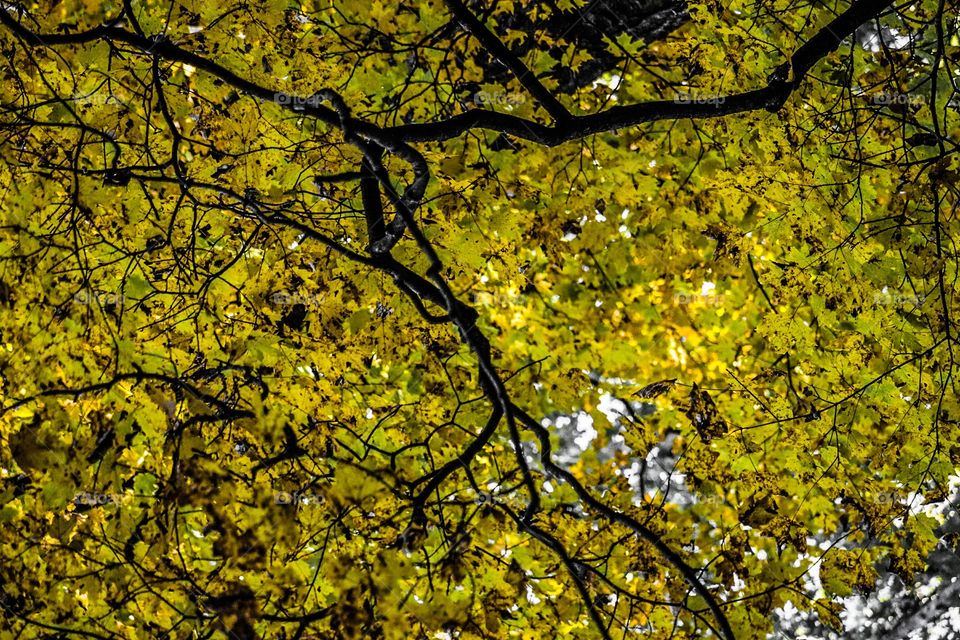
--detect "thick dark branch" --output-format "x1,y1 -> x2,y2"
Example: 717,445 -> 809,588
0,9 -> 340,131
386,0 -> 898,144
360,153 -> 386,249
1,0 -> 896,151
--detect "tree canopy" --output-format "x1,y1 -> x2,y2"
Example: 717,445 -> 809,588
1,0 -> 959,638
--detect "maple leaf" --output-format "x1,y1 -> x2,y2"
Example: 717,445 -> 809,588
633,378 -> 678,399
685,383 -> 728,442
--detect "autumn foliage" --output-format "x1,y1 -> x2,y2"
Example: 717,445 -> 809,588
1,0 -> 958,638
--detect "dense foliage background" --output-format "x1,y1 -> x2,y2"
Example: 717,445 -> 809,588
1,0 -> 958,638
